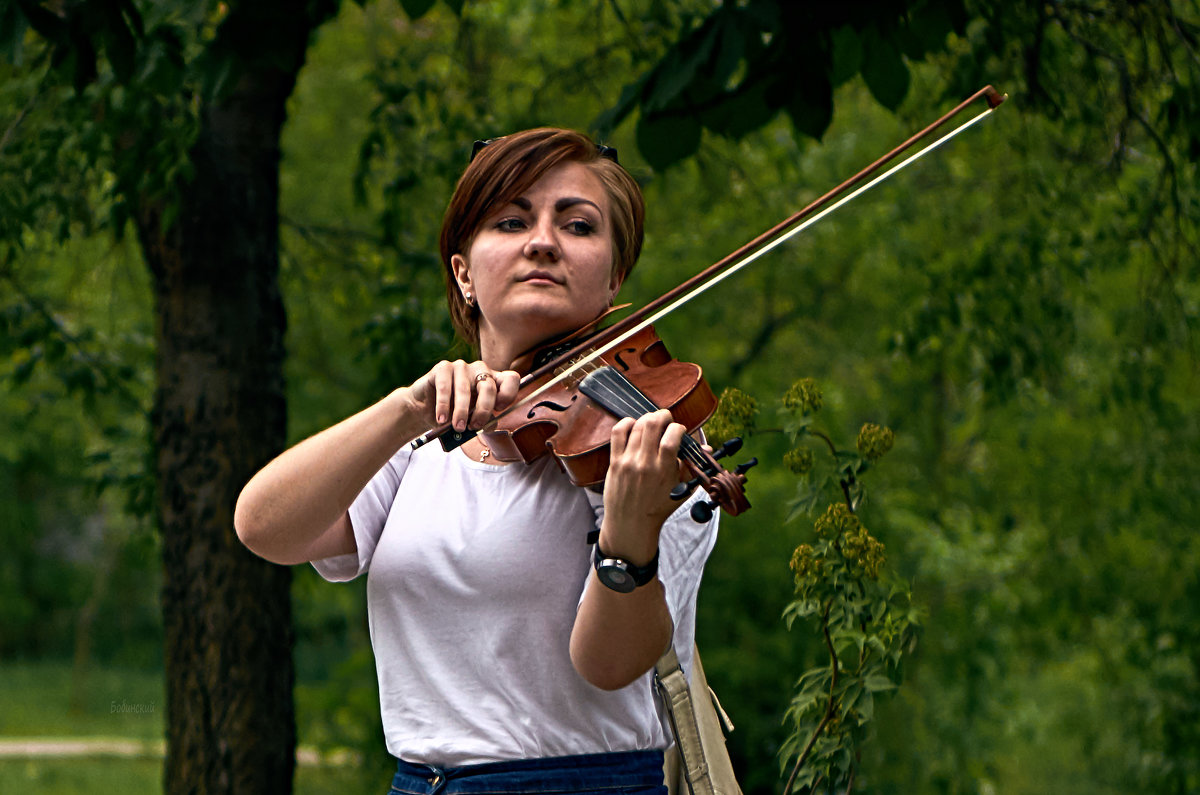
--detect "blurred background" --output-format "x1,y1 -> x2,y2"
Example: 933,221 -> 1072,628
1,1 -> 1197,793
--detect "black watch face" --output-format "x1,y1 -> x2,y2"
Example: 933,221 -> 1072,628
598,563 -> 636,594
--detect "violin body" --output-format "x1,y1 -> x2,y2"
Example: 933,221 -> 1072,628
479,324 -> 753,519
482,326 -> 716,486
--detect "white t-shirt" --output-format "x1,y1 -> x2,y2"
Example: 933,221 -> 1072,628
313,442 -> 718,766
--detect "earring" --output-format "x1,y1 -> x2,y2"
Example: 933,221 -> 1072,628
464,291 -> 474,307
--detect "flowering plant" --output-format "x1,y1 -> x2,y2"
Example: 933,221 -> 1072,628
709,382 -> 919,794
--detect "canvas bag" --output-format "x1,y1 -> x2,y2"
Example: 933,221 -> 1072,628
655,644 -> 743,795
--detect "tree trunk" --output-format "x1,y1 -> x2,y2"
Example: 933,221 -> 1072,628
133,4 -> 336,791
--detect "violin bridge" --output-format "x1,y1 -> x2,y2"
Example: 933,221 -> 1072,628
555,356 -> 601,387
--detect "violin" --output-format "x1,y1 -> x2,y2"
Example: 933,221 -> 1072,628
411,85 -> 1007,522
481,323 -> 755,523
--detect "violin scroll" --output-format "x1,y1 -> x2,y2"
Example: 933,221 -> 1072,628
669,436 -> 744,499
670,435 -> 757,523
687,456 -> 757,523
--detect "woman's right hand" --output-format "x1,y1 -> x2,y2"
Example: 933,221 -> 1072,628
404,360 -> 521,432
236,360 -> 516,564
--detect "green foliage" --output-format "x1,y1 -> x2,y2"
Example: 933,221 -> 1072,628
595,0 -> 969,168
0,2 -> 206,250
706,386 -> 758,443
714,380 -> 917,793
0,223 -> 156,662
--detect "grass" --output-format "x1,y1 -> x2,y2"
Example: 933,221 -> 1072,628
0,660 -> 388,794
0,758 -> 161,795
0,661 -> 164,741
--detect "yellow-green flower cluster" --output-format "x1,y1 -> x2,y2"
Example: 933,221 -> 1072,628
842,523 -> 886,580
856,423 -> 894,461
782,377 -> 823,415
706,387 -> 758,443
790,543 -> 821,587
812,502 -> 885,579
814,502 -> 860,540
784,445 -> 814,475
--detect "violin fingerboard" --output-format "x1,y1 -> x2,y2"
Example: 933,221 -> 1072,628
579,367 -> 714,476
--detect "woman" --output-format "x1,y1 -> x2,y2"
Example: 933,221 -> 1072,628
234,128 -> 718,794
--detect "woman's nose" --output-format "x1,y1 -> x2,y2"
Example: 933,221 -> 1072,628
523,220 -> 559,260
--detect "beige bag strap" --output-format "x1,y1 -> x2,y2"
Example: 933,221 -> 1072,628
655,644 -> 742,795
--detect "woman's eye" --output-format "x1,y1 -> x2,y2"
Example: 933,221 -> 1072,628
496,218 -> 526,231
564,220 -> 594,235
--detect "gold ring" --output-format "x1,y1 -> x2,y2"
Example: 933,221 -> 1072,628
475,372 -> 497,388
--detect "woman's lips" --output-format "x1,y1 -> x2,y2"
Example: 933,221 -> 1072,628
518,270 -> 563,284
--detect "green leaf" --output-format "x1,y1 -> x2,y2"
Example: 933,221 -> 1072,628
856,689 -> 875,722
699,79 -> 776,140
636,112 -> 701,170
708,9 -> 747,89
830,25 -> 860,86
861,26 -> 910,110
863,674 -> 898,692
592,75 -> 648,140
399,0 -> 438,20
0,1 -> 29,63
13,0 -> 65,44
643,20 -> 720,113
141,26 -> 186,95
101,14 -> 138,84
834,628 -> 867,656
900,0 -> 964,57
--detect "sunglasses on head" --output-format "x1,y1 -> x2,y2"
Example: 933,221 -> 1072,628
470,139 -> 619,165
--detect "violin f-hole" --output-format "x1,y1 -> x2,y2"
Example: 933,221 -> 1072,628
611,347 -> 638,371
528,395 -> 578,417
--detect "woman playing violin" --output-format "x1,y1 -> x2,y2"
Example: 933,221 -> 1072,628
234,128 -> 719,794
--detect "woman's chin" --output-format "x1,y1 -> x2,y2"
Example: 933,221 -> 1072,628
491,301 -> 605,343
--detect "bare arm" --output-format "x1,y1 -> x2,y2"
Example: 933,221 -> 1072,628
234,361 -> 519,565
569,410 -> 686,690
234,388 -> 426,565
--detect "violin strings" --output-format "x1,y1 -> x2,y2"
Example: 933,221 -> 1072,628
579,367 -> 714,473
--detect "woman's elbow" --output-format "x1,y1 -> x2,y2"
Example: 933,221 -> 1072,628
569,643 -> 646,691
232,493 -> 284,562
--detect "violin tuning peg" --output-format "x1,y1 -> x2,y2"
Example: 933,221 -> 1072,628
734,457 -> 758,476
690,499 -> 717,523
713,437 -> 743,461
671,477 -> 703,500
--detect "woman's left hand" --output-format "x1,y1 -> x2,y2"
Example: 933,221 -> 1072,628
571,408 -> 685,690
598,409 -> 687,563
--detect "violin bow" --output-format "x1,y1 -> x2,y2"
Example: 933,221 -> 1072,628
413,84 -> 1007,452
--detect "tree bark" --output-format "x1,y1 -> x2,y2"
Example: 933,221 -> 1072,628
133,3 -> 337,791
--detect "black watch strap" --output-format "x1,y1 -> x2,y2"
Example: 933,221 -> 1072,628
593,543 -> 659,593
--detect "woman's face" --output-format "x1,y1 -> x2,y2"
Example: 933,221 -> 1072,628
453,161 -> 621,366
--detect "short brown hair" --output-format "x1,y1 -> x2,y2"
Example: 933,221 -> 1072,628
439,128 -> 645,346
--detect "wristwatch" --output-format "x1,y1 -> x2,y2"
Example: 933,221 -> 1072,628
593,543 -> 659,593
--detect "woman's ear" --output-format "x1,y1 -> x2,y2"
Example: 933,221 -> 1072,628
608,269 -> 624,303
452,253 -> 472,297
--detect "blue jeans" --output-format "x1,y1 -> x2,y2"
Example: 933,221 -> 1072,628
387,749 -> 666,795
